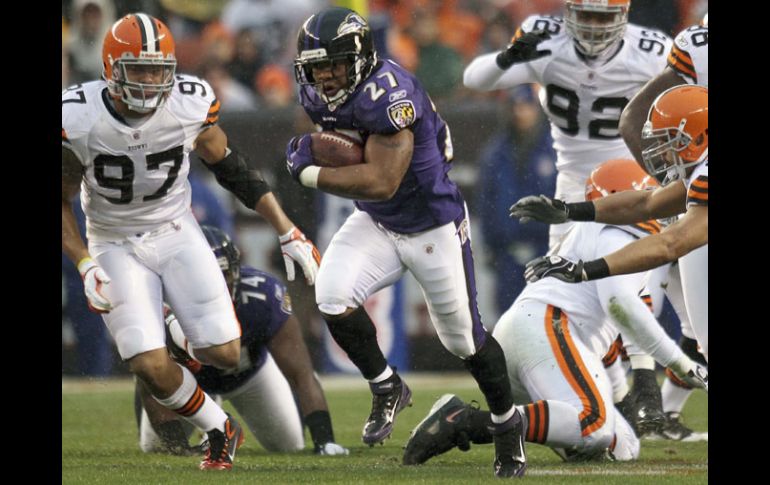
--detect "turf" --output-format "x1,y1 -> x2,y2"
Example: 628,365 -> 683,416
62,373 -> 707,484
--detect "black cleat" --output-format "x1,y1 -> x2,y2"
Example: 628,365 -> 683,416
647,412 -> 708,442
403,394 -> 473,465
627,369 -> 666,436
492,409 -> 527,478
362,374 -> 412,445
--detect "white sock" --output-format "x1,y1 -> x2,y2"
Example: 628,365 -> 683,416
369,366 -> 394,384
490,405 -> 515,424
661,378 -> 693,414
629,354 -> 655,370
154,364 -> 227,432
604,359 -> 630,403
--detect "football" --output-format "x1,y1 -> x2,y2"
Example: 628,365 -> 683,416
310,131 -> 364,168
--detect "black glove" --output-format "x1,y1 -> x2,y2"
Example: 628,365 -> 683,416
510,195 -> 569,224
496,29 -> 552,69
524,255 -> 585,283
510,195 -> 595,223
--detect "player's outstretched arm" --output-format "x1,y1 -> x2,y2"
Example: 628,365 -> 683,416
196,125 -> 321,284
600,205 -> 707,276
463,30 -> 549,90
510,182 -> 686,226
268,315 -> 348,455
619,68 -> 685,165
62,147 -> 112,313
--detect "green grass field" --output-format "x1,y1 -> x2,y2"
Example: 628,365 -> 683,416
62,373 -> 707,484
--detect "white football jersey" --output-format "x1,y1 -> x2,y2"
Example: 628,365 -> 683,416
685,159 -> 708,208
668,24 -> 708,87
519,221 -> 657,357
62,74 -> 220,239
465,15 -> 672,180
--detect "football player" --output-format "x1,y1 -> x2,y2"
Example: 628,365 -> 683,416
511,85 -> 708,363
464,0 -> 672,249
135,226 -> 348,457
403,158 -> 707,466
286,7 -> 526,478
463,0 -> 673,437
62,13 -> 321,470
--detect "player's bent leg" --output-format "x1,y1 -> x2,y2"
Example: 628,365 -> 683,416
224,354 -> 305,452
405,211 -> 524,477
315,211 -> 413,445
193,339 -> 241,370
161,214 -> 241,360
495,300 -> 620,460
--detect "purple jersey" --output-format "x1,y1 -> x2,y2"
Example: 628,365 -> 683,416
193,266 -> 291,394
300,59 -> 464,233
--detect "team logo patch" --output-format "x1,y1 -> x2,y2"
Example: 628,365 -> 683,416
387,100 -> 416,130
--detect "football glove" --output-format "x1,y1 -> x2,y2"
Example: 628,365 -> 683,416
316,442 -> 350,456
77,257 -> 113,313
509,195 -> 569,224
286,134 -> 314,183
496,29 -> 552,69
279,227 -> 321,285
524,255 -> 585,283
669,357 -> 708,392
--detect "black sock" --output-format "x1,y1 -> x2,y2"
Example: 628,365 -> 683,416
463,334 -> 514,415
465,407 -> 494,444
305,410 -> 335,450
325,306 -> 387,380
680,336 -> 707,366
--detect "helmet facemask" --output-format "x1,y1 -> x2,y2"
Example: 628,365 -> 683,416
641,119 -> 706,185
294,9 -> 376,110
107,56 -> 176,113
565,1 -> 628,57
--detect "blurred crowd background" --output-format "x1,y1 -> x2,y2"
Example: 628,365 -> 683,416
62,0 -> 708,378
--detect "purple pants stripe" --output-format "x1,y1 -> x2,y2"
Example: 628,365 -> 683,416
454,211 -> 487,350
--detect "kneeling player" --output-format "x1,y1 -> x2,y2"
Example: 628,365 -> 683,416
135,226 -> 348,456
403,159 -> 707,465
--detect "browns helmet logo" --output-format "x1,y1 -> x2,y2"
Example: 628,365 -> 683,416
387,100 -> 416,130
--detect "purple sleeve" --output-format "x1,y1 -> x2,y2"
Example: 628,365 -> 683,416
354,64 -> 424,135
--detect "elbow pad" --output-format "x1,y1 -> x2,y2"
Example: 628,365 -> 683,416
203,147 -> 271,210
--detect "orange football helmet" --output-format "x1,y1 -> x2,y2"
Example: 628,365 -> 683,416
564,0 -> 630,57
102,13 -> 176,113
641,85 -> 708,184
585,158 -> 659,201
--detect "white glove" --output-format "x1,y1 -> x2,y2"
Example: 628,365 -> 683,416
279,227 -> 321,285
669,357 -> 708,392
77,257 -> 112,313
317,442 -> 350,456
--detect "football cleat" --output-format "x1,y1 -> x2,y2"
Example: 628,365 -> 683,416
492,409 -> 527,478
403,394 -> 473,465
627,369 -> 666,436
362,374 -> 412,445
199,414 -> 245,470
647,412 -> 708,442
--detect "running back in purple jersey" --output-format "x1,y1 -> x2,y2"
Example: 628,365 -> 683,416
299,59 -> 464,234
193,266 -> 292,394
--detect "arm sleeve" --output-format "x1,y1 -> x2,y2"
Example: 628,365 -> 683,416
594,228 -> 684,367
463,53 -> 537,90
